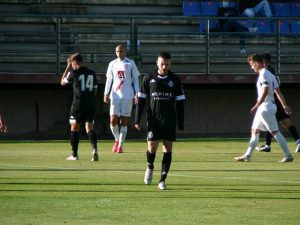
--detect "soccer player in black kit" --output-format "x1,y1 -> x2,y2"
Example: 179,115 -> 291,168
135,52 -> 185,190
61,53 -> 99,161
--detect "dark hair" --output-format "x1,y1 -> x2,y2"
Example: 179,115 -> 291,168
248,54 -> 263,63
158,51 -> 171,60
262,52 -> 271,62
70,53 -> 83,64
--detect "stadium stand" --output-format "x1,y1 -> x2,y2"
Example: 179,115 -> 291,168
272,20 -> 291,34
254,20 -> 273,33
291,20 -> 300,33
0,0 -> 300,78
199,19 -> 219,32
183,0 -> 201,16
290,2 -> 300,16
200,1 -> 219,16
272,2 -> 291,16
1,0 -> 300,139
237,19 -> 254,29
0,0 -> 182,15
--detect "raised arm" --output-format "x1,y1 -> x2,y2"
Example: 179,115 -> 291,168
61,58 -> 72,86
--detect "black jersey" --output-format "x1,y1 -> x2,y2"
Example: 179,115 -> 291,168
66,67 -> 98,109
135,70 -> 185,129
217,6 -> 240,27
266,65 -> 289,121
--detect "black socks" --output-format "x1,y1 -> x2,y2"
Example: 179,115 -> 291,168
159,152 -> 172,183
88,130 -> 98,151
70,131 -> 79,157
146,151 -> 156,170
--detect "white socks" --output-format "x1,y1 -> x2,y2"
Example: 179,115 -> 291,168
110,124 -> 119,141
245,133 -> 259,156
110,124 -> 128,148
119,126 -> 127,148
274,132 -> 291,156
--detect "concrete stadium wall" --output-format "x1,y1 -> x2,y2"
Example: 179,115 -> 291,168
1,84 -> 300,140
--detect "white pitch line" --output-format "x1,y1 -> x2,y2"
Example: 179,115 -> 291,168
1,163 -> 300,185
169,173 -> 300,184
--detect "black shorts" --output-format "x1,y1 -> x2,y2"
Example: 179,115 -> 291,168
147,122 -> 176,141
276,103 -> 289,122
70,105 -> 95,124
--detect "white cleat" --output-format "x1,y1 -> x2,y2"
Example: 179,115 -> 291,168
91,150 -> 99,162
157,181 -> 167,190
295,143 -> 300,153
144,168 -> 153,185
278,155 -> 294,163
256,145 -> 271,152
234,155 -> 251,162
66,155 -> 78,161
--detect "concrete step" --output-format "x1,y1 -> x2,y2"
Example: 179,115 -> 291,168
0,0 -> 183,15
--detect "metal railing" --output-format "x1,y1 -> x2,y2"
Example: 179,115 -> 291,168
0,14 -> 299,76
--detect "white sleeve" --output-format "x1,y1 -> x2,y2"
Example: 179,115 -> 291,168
132,74 -> 140,95
131,60 -> 140,95
104,63 -> 113,95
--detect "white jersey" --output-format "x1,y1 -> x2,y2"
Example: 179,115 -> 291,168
252,68 -> 280,132
104,57 -> 140,99
256,68 -> 279,110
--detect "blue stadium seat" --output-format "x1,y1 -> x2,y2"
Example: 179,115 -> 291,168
290,2 -> 300,16
291,21 -> 300,33
254,20 -> 272,33
199,19 -> 219,32
201,1 -> 218,16
272,2 -> 290,16
183,0 -> 201,16
273,20 -> 290,34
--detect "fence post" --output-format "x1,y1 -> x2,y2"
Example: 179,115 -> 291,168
56,17 -> 61,75
130,17 -> 138,55
276,18 -> 281,75
129,17 -> 142,73
205,18 -> 210,75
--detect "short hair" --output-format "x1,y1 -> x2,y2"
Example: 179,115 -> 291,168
116,44 -> 125,50
247,54 -> 263,64
262,52 -> 271,62
70,53 -> 83,64
158,51 -> 171,60
247,54 -> 255,63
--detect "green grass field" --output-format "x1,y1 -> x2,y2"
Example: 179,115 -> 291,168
0,139 -> 300,225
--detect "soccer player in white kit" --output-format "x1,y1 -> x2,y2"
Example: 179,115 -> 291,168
234,54 -> 293,162
104,44 -> 140,153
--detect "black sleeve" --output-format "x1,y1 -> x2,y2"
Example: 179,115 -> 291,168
176,100 -> 184,130
135,98 -> 146,125
134,74 -> 149,124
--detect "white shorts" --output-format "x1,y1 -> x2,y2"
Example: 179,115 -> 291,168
110,98 -> 133,117
252,107 -> 278,132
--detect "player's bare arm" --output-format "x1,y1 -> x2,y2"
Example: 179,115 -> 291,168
134,95 -> 138,104
134,123 -> 142,131
61,61 -> 72,86
0,112 -> 7,133
274,87 -> 293,115
103,94 -> 109,104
